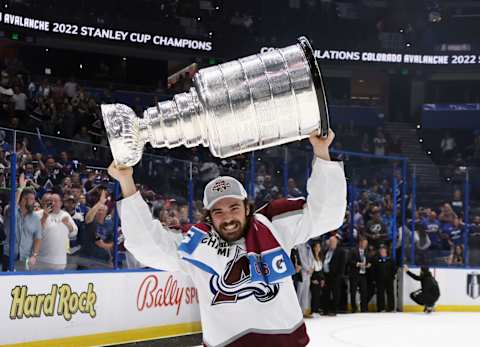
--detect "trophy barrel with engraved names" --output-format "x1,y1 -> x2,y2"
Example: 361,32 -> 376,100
101,36 -> 330,167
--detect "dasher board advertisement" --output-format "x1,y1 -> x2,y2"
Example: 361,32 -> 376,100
403,267 -> 480,312
0,270 -> 201,346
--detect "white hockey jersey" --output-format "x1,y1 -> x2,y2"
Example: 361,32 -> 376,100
118,158 -> 346,346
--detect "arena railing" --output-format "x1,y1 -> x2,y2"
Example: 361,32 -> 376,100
3,127 -> 480,274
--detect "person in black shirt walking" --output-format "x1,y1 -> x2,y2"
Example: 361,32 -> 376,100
404,265 -> 440,313
373,244 -> 396,312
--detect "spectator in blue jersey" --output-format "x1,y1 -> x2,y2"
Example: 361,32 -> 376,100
449,217 -> 464,246
441,216 -> 464,249
421,211 -> 442,251
70,183 -> 88,218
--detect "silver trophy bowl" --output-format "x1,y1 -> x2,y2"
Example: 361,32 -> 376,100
101,36 -> 329,167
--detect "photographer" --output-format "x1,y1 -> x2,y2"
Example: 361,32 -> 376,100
36,192 -> 78,270
404,265 -> 440,313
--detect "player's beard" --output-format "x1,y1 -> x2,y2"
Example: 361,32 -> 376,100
218,218 -> 250,242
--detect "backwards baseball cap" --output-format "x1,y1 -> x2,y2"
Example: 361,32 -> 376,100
203,176 -> 248,210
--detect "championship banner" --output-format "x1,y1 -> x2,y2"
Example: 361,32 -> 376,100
402,268 -> 480,312
0,271 -> 201,345
0,11 -> 213,52
261,47 -> 480,66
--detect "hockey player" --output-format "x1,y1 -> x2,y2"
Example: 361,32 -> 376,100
108,130 -> 346,347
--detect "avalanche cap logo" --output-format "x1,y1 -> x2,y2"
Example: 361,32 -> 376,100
209,247 -> 279,305
212,180 -> 231,193
467,272 -> 480,299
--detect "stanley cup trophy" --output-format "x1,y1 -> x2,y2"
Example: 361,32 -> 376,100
101,36 -> 330,167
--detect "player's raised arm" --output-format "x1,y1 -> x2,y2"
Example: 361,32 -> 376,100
107,162 -> 186,272
262,130 -> 347,249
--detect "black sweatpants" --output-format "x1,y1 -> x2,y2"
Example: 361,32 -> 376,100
410,289 -> 438,307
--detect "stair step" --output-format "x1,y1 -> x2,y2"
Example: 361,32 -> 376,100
384,121 -> 448,205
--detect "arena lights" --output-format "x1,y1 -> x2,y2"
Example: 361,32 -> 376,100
215,6 -> 220,10
122,57 -> 127,61
427,150 -> 432,155
416,124 -> 421,129
45,48 -> 48,52
197,17 -> 201,21
79,64 -> 83,69
419,138 -> 423,143
406,43 -> 411,48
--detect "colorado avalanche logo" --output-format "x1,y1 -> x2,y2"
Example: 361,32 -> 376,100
209,247 -> 279,305
212,180 -> 231,193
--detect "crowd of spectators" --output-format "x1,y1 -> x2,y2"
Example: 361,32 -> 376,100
1,55 -> 480,279
0,56 -> 109,159
288,174 -> 480,317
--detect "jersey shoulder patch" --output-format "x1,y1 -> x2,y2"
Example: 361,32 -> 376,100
256,198 -> 305,221
178,223 -> 211,255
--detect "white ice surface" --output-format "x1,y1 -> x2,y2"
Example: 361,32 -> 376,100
305,312 -> 480,347
195,312 -> 479,347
